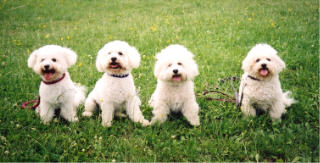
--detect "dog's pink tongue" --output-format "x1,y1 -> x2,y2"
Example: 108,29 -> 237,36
173,76 -> 182,81
260,69 -> 269,76
44,73 -> 53,80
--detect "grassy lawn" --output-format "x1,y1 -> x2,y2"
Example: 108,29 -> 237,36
0,0 -> 318,161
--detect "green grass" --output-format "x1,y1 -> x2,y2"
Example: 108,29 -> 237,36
0,0 -> 318,161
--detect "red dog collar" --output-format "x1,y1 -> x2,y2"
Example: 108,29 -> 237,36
42,73 -> 66,85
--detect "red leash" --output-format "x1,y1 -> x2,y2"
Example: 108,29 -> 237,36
21,96 -> 40,109
21,73 -> 66,110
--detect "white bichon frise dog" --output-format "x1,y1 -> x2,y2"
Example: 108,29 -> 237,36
239,44 -> 295,120
149,45 -> 200,126
82,40 -> 150,127
28,45 -> 86,124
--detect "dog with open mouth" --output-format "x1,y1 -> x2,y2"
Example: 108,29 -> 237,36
82,40 -> 150,127
149,44 -> 200,126
27,45 -> 86,124
239,44 -> 295,120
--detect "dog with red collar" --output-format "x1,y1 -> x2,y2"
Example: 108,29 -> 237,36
28,45 -> 86,124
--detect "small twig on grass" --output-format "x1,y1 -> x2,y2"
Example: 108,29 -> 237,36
9,5 -> 25,11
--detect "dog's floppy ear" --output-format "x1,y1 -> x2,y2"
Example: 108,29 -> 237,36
184,50 -> 199,80
96,48 -> 105,72
127,46 -> 141,69
63,47 -> 77,67
188,59 -> 199,80
153,60 -> 161,78
241,55 -> 252,72
274,54 -> 286,73
28,49 -> 38,69
155,51 -> 164,60
154,51 -> 164,78
265,44 -> 286,73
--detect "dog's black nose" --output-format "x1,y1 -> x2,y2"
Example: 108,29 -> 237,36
44,65 -> 50,70
111,57 -> 117,62
261,64 -> 267,68
173,69 -> 178,74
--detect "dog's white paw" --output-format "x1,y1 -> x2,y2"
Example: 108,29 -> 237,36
82,111 -> 93,117
189,119 -> 200,126
141,119 -> 151,126
151,117 -> 165,125
42,120 -> 50,125
101,121 -> 112,127
70,117 -> 79,122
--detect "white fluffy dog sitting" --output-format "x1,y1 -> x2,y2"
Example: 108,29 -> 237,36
82,40 -> 150,127
28,45 -> 86,124
239,44 -> 295,120
149,45 -> 200,126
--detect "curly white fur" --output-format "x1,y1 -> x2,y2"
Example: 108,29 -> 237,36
28,45 -> 86,124
239,44 -> 295,120
82,40 -> 150,127
149,44 -> 200,126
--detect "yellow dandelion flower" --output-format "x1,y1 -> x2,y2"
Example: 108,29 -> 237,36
42,24 -> 47,28
271,22 -> 275,27
108,35 -> 113,40
248,17 -> 252,21
78,62 -> 83,67
60,37 -> 64,41
13,40 -> 21,46
27,49 -> 30,54
129,27 -> 134,31
66,36 -> 70,40
151,25 -> 157,32
16,40 -> 21,46
165,16 -> 170,24
166,39 -> 171,44
45,34 -> 50,38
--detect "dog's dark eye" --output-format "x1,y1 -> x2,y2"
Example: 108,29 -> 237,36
52,58 -> 56,62
41,58 -> 45,62
118,52 -> 123,56
256,59 -> 260,62
267,58 -> 271,61
177,62 -> 182,66
168,63 -> 172,67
